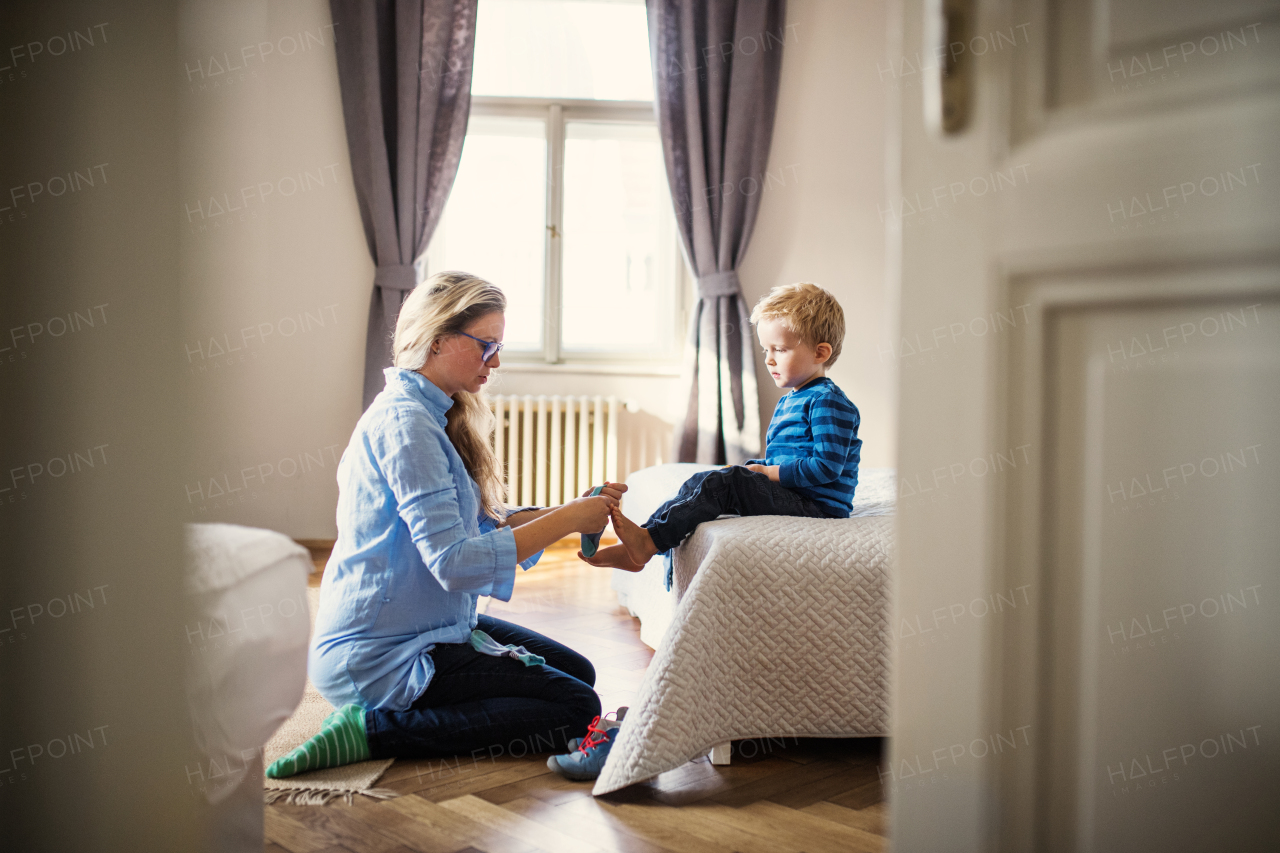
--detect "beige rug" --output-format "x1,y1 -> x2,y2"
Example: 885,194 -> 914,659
262,587 -> 396,805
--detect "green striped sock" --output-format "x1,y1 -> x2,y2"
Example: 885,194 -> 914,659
266,703 -> 370,778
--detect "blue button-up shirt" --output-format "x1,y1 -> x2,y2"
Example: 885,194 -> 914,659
309,368 -> 541,711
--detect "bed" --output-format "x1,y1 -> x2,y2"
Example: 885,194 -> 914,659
597,464 -> 895,795
185,523 -> 311,851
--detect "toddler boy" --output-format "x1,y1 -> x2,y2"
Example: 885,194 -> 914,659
588,282 -> 861,573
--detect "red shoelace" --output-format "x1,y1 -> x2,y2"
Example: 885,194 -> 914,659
577,715 -> 610,753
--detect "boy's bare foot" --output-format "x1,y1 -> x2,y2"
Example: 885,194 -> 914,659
578,543 -> 647,572
610,506 -> 659,566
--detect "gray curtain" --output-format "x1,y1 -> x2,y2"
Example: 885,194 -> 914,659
329,0 -> 479,410
648,0 -> 786,464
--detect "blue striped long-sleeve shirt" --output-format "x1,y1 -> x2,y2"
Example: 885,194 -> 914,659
748,377 -> 861,517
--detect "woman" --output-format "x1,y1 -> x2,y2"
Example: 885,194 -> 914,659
267,271 -> 626,777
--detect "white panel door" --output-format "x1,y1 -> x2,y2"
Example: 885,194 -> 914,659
890,1 -> 1280,850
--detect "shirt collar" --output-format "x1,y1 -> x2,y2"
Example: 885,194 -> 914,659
791,376 -> 832,395
384,367 -> 454,426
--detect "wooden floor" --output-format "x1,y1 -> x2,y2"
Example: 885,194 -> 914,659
271,542 -> 889,853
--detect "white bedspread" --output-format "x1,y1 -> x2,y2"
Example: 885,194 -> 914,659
595,466 -> 895,795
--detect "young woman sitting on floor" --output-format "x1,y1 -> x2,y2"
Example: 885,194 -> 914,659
268,271 -> 629,780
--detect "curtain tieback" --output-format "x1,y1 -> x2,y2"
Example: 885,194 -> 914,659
697,270 -> 741,298
374,264 -> 417,292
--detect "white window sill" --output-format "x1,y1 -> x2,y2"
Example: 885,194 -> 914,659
498,361 -> 683,378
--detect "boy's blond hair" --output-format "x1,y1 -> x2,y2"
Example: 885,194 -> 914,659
749,282 -> 845,367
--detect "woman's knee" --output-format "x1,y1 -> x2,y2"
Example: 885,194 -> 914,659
560,653 -> 595,688
533,633 -> 596,686
536,643 -> 595,687
568,682 -> 602,726
478,616 -> 592,682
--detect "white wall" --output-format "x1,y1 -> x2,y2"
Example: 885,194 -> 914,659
183,0 -> 892,539
180,0 -> 369,539
738,0 -> 894,470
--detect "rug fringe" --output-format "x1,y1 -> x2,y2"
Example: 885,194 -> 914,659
264,786 -> 399,806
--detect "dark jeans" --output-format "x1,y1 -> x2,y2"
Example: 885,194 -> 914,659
365,615 -> 600,761
644,465 -> 829,554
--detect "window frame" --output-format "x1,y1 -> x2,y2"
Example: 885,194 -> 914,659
445,95 -> 688,368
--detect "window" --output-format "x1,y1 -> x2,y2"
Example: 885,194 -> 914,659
424,0 -> 684,364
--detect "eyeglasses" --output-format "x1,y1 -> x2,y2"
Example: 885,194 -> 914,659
456,330 -> 504,363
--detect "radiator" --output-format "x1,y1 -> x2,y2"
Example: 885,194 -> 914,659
488,395 -> 622,507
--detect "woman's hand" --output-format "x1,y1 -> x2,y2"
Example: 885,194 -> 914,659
581,481 -> 628,501
510,481 -> 628,561
566,481 -> 628,533
562,492 -> 617,534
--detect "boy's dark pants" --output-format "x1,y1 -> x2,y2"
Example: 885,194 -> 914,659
643,465 -> 830,553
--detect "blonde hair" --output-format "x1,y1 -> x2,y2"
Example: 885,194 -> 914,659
393,271 -> 507,520
749,282 -> 845,367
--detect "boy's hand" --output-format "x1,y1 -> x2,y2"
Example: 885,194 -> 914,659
744,464 -> 781,482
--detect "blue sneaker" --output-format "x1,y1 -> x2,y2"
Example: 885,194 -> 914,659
547,707 -> 628,781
